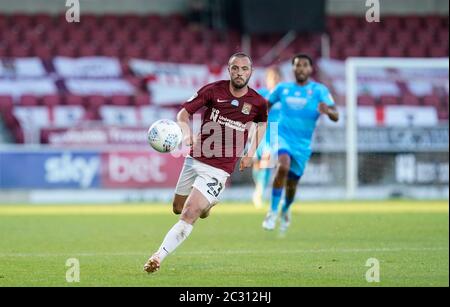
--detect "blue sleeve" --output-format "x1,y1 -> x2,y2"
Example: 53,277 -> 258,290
268,84 -> 282,105
257,88 -> 270,99
319,85 -> 335,107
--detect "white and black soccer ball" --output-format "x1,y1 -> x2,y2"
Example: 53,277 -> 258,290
147,119 -> 183,153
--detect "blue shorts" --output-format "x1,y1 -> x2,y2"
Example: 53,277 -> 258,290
275,136 -> 312,178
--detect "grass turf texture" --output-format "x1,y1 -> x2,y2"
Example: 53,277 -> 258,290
0,201 -> 448,287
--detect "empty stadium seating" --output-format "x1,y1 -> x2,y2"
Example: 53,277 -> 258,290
0,13 -> 448,143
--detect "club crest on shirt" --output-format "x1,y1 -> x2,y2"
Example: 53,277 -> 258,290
242,102 -> 252,115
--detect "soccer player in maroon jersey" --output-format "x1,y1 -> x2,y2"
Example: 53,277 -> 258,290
144,53 -> 268,273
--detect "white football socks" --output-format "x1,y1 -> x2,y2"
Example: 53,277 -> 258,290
156,220 -> 193,262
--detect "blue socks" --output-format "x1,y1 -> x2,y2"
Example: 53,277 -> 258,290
282,194 -> 295,214
270,188 -> 283,213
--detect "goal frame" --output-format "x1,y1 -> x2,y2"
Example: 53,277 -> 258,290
345,57 -> 449,199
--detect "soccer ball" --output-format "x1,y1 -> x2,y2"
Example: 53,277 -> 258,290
147,119 -> 183,153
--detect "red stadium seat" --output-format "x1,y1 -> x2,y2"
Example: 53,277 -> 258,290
364,46 -> 384,57
429,46 -> 448,57
2,111 -> 19,130
386,46 -> 405,57
340,16 -> 361,29
401,95 -> 421,106
382,16 -> 404,31
403,16 -> 424,30
437,29 -> 449,45
55,45 -> 78,57
358,95 -> 377,106
342,46 -> 363,58
99,45 -> 122,58
423,16 -> 443,30
135,30 -> 153,46
145,46 -> 165,61
111,95 -> 131,106
42,95 -> 63,107
34,14 -> 53,28
380,95 -> 400,106
125,76 -> 144,91
190,45 -> 209,64
78,45 -> 98,57
211,44 -> 231,63
10,45 -> 31,57
0,96 -> 14,114
85,95 -> 108,114
438,105 -> 449,121
406,46 -> 428,57
33,45 -> 54,61
134,94 -> 151,106
114,29 -> 132,45
179,30 -> 200,45
65,95 -> 85,106
124,46 -> 144,59
157,29 -> 178,46
172,45 -> 191,62
393,31 -> 414,47
374,29 -> 393,46
423,95 -> 442,108
326,16 -> 341,31
19,95 -> 40,106
102,14 -> 121,30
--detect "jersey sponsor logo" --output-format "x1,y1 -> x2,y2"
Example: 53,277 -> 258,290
242,103 -> 252,115
286,97 -> 308,109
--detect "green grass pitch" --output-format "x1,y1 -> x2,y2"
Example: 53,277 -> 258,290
0,201 -> 448,287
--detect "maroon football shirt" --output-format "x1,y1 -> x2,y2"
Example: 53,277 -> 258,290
182,80 -> 268,174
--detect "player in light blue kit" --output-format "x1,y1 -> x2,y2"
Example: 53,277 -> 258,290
262,54 -> 339,233
252,66 -> 282,208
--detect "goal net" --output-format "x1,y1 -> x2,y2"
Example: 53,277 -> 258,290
306,57 -> 449,200
344,57 -> 449,199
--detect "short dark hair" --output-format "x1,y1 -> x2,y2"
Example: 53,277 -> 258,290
228,52 -> 253,67
292,53 -> 313,66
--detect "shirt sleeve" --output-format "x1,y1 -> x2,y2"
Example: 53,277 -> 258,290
319,85 -> 335,107
253,99 -> 268,123
268,84 -> 282,106
182,84 -> 213,114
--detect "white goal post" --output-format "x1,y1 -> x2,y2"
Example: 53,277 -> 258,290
345,57 -> 450,199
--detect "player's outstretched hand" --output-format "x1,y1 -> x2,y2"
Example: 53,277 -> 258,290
239,156 -> 253,172
318,102 -> 329,115
183,134 -> 195,147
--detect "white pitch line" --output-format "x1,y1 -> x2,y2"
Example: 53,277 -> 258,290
0,247 -> 447,258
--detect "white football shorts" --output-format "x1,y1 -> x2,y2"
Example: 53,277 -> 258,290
175,156 -> 230,205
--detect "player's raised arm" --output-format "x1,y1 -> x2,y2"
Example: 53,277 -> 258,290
240,121 -> 268,171
318,84 -> 339,122
318,103 -> 339,122
177,108 -> 194,147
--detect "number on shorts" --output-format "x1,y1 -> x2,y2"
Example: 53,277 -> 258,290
207,178 -> 223,198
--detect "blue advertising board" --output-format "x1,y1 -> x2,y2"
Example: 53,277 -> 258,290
0,151 -> 101,189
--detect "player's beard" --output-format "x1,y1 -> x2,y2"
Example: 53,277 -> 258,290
295,72 -> 310,84
231,77 -> 250,90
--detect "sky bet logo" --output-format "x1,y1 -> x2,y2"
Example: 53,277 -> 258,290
45,153 -> 100,188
